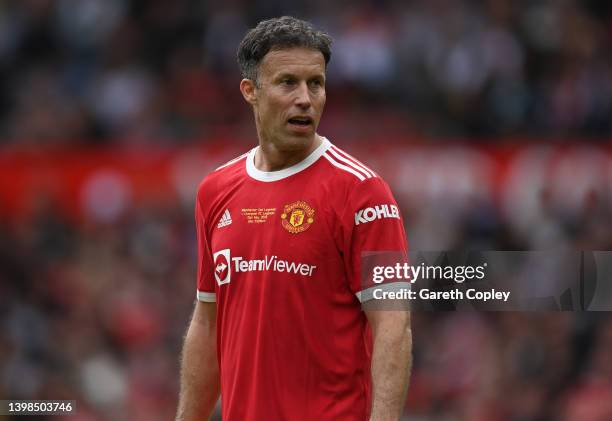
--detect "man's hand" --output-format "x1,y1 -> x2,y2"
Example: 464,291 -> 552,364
365,309 -> 412,421
176,300 -> 220,421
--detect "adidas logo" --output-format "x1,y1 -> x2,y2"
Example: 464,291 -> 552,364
217,209 -> 232,228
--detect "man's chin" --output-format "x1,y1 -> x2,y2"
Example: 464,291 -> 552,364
279,131 -> 316,149
286,126 -> 315,138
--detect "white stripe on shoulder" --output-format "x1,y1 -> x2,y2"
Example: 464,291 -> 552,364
327,147 -> 372,179
215,152 -> 249,171
323,152 -> 366,181
330,146 -> 377,178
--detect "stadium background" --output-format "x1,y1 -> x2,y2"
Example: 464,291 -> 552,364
0,0 -> 611,419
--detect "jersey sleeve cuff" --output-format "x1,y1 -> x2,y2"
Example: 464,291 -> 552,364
355,282 -> 412,303
197,290 -> 216,302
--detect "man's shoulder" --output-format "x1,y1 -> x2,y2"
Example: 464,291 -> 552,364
318,141 -> 399,207
197,151 -> 250,199
214,150 -> 251,174
320,142 -> 383,187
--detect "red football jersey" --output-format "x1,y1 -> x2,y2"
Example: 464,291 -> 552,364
195,137 -> 408,420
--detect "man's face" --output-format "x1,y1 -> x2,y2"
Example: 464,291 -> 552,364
243,47 -> 326,151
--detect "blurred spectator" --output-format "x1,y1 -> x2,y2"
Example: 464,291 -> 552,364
1,0 -> 612,144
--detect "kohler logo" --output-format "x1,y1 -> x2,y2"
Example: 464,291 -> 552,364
355,204 -> 400,225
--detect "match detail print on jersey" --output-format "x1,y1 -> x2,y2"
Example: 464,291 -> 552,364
241,208 -> 276,224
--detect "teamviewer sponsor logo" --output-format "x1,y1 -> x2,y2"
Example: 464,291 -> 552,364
213,249 -> 231,286
355,204 -> 400,225
232,255 -> 317,277
212,249 -> 317,284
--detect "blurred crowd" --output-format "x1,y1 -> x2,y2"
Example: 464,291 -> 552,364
408,312 -> 612,420
0,0 -> 611,146
1,157 -> 611,419
1,200 -> 195,420
2,0 -> 612,420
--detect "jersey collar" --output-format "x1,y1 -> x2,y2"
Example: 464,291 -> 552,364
246,136 -> 331,182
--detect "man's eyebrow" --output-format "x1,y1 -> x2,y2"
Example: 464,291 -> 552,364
274,72 -> 297,79
273,72 -> 325,80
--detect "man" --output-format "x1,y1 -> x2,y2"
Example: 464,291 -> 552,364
176,16 -> 412,421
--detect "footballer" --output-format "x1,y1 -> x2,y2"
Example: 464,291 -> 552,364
176,16 -> 412,421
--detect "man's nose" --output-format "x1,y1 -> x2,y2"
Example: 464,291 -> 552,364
294,82 -> 311,109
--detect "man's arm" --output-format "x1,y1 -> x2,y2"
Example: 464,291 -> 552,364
176,301 -> 220,421
365,309 -> 412,421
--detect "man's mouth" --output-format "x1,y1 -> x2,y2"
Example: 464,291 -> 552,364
287,117 -> 313,126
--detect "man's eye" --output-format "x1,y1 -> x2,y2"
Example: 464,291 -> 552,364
309,80 -> 323,87
281,79 -> 295,85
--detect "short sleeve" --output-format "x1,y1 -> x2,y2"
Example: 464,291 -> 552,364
341,178 -> 409,302
195,188 -> 216,302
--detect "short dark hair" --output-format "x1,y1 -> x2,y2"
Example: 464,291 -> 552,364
237,16 -> 332,83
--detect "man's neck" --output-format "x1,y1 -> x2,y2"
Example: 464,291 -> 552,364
254,135 -> 322,172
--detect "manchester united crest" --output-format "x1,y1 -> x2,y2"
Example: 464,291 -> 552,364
281,200 -> 315,234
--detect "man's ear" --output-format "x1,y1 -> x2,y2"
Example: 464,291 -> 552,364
240,79 -> 257,105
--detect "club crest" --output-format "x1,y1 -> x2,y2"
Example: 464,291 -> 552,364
281,200 -> 315,234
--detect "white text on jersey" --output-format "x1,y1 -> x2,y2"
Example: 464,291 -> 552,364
232,255 -> 317,277
355,204 -> 400,225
